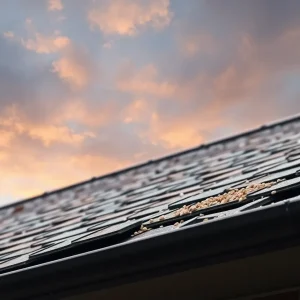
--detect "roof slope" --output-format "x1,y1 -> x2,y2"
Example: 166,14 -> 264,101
1,114 -> 300,278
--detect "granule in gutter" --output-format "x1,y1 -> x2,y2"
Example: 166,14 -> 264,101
145,181 -> 277,226
173,181 -> 276,218
133,225 -> 152,236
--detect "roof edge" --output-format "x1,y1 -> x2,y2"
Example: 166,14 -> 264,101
1,198 -> 300,298
2,112 -> 300,210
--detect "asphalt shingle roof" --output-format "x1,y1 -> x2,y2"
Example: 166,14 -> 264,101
1,115 -> 300,274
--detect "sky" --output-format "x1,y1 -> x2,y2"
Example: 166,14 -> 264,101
0,0 -> 300,205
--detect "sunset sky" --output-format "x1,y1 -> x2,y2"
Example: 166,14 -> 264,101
0,0 -> 300,205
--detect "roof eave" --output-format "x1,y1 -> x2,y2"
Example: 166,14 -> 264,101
1,197 -> 300,299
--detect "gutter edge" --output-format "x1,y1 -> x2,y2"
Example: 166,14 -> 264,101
1,198 -> 300,298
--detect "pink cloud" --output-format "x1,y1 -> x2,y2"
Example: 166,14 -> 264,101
48,0 -> 63,11
22,33 -> 70,53
4,24 -> 70,54
88,0 -> 172,36
117,63 -> 176,97
52,45 -> 97,90
3,31 -> 14,39
180,32 -> 218,57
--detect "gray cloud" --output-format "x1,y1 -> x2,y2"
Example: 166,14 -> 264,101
0,37 -> 71,124
80,121 -> 168,161
205,0 -> 300,39
159,0 -> 300,124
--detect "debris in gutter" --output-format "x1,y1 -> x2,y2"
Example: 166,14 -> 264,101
144,181 -> 277,225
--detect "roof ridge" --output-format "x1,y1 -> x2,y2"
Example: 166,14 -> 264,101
2,112 -> 300,210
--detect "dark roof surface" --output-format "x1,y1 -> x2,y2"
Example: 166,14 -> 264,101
1,114 -> 300,275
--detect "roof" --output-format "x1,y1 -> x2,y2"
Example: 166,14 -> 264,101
1,114 -> 300,298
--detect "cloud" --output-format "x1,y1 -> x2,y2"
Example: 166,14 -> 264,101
5,20 -> 96,90
3,21 -> 70,54
48,0 -> 63,11
52,44 -> 97,89
117,63 -> 176,98
0,129 -> 14,148
180,32 -> 218,57
0,35 -> 157,203
88,0 -> 172,36
28,124 -> 94,146
149,112 -> 206,148
51,97 -> 125,128
115,4 -> 300,149
0,113 -> 97,204
2,0 -> 300,204
144,97 -> 227,149
3,31 -> 14,39
22,33 -> 70,53
103,41 -> 113,49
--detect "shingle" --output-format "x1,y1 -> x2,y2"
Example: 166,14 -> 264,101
128,206 -> 167,220
0,255 -> 29,272
243,156 -> 286,173
32,227 -> 89,246
168,178 -> 201,192
168,186 -> 229,210
206,172 -> 258,189
73,220 -> 141,244
0,236 -> 35,250
30,240 -> 72,258
142,209 -> 195,228
233,167 -> 300,189
201,168 -> 243,184
180,197 -> 272,228
88,215 -> 128,231
260,159 -> 300,174
42,223 -> 82,238
2,246 -> 41,260
248,176 -> 300,198
129,225 -> 176,241
122,187 -> 171,203
238,197 -> 271,211
200,166 -> 242,182
0,242 -> 33,256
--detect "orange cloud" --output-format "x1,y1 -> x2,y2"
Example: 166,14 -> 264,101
6,21 -> 95,90
0,112 -> 94,147
48,0 -> 63,11
69,154 -> 130,176
146,107 -> 225,150
117,64 -> 176,97
4,26 -> 70,54
103,41 -> 113,49
122,98 -> 151,123
3,31 -> 14,39
88,0 -> 172,36
0,113 -> 99,204
0,130 -> 14,147
0,134 -> 134,204
28,125 -> 95,147
52,57 -> 87,89
57,98 -> 122,128
22,33 -> 70,54
115,61 -> 225,149
4,19 -> 70,54
52,45 -> 96,89
0,156 -> 89,203
151,120 -> 204,149
181,32 -> 218,57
